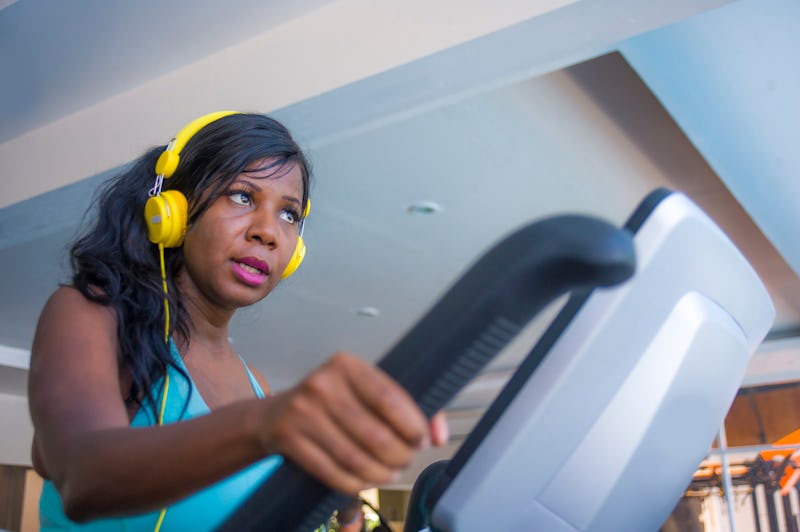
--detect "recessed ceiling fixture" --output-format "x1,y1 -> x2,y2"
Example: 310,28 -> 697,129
355,306 -> 381,317
406,201 -> 443,215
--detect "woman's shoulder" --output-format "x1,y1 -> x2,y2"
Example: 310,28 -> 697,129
38,285 -> 116,331
43,284 -> 104,309
31,286 -> 121,392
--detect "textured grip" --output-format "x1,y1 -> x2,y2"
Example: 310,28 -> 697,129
411,315 -> 521,417
218,214 -> 635,532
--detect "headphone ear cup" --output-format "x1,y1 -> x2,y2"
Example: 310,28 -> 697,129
281,236 -> 306,279
144,190 -> 188,248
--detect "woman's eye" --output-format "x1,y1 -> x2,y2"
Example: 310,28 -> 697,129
280,210 -> 299,224
229,191 -> 252,206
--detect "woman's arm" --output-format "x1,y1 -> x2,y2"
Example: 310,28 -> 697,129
30,287 -> 444,522
28,287 -> 272,520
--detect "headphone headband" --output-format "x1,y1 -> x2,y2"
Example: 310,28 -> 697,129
154,110 -> 242,179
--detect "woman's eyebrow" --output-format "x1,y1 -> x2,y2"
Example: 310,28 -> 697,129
283,195 -> 301,207
233,178 -> 262,191
231,178 -> 301,205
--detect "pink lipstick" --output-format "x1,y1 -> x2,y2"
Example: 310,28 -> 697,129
232,257 -> 270,286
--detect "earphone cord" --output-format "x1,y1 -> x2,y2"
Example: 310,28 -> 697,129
159,243 -> 170,344
153,371 -> 170,532
154,242 -> 170,532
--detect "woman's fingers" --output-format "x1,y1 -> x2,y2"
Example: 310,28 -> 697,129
331,352 -> 429,448
429,411 -> 450,447
302,412 -> 402,493
326,390 -> 416,471
262,351 -> 449,492
285,431 -> 372,495
303,353 -> 422,467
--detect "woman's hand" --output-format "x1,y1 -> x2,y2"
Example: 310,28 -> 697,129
429,410 -> 449,447
254,352 -> 449,494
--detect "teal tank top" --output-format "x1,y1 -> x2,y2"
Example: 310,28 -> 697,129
39,341 -> 283,531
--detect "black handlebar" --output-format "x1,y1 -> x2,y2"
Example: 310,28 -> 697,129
218,214 -> 636,532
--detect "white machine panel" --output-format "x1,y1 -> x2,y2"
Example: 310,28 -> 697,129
430,192 -> 774,531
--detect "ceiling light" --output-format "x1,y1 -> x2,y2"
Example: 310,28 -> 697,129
355,306 -> 381,317
406,201 -> 443,215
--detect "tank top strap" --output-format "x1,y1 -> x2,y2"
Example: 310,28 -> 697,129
237,355 -> 266,398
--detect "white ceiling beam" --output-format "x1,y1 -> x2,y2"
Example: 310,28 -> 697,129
0,0 -> 577,210
0,0 -> 731,211
0,344 -> 29,370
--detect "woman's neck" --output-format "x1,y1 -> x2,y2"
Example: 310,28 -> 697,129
175,269 -> 237,341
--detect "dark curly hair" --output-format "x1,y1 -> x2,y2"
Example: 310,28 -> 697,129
69,113 -> 312,420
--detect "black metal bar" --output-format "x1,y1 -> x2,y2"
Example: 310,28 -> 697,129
751,485 -> 763,532
783,493 -> 798,532
765,487 -> 780,532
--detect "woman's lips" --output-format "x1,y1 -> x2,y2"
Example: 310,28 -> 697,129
232,257 -> 270,286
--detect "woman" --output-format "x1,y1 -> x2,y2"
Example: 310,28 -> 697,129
28,111 -> 447,530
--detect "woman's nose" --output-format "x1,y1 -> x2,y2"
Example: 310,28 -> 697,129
246,208 -> 278,247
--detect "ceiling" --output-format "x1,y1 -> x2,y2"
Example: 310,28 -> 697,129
1,0 -> 799,482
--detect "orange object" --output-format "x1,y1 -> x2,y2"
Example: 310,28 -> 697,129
781,465 -> 800,496
760,428 -> 800,461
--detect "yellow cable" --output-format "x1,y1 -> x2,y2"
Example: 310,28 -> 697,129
159,243 -> 170,344
152,372 -> 171,531
153,508 -> 167,532
154,151 -> 177,531
158,373 -> 170,425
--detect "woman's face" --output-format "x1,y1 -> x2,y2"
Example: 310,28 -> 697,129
179,158 -> 305,314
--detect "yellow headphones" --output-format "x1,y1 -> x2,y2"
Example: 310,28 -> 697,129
144,110 -> 309,279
